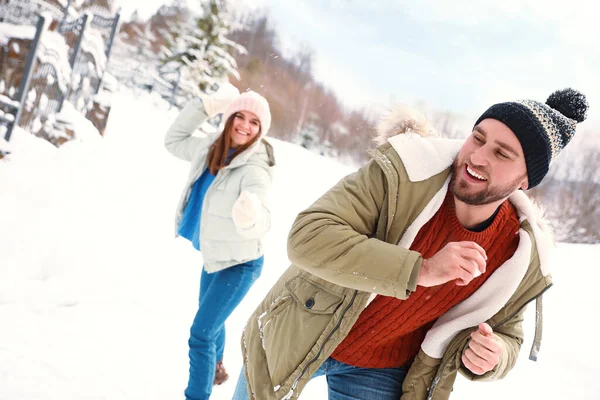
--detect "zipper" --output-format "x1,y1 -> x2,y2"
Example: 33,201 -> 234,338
286,290 -> 358,397
371,149 -> 398,234
426,284 -> 552,399
491,283 -> 552,329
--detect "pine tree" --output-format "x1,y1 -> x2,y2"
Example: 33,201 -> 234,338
161,0 -> 245,95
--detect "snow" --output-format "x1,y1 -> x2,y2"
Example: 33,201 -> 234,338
80,27 -> 108,75
100,72 -> 119,92
0,23 -> 35,45
1,125 -> 56,160
0,133 -> 10,150
25,88 -> 36,111
0,87 -> 598,400
93,90 -> 112,107
37,31 -> 73,94
11,41 -> 20,53
54,100 -> 102,142
0,94 -> 19,109
0,109 -> 15,122
31,115 -> 42,133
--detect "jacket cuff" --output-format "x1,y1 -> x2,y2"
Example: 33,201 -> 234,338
407,257 -> 423,294
395,250 -> 421,299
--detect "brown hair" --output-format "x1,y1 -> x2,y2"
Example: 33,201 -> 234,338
207,113 -> 261,175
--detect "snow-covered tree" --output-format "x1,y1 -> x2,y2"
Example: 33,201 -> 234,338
161,0 -> 245,95
151,0 -> 189,55
132,23 -> 157,60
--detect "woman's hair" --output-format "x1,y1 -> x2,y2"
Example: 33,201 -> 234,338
206,112 -> 261,175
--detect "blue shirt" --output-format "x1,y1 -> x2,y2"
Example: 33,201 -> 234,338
177,167 -> 216,250
177,149 -> 236,250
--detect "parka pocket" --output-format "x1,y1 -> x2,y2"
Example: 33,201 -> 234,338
402,350 -> 441,399
259,275 -> 344,388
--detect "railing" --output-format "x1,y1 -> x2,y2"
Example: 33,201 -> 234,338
0,3 -> 121,144
1,14 -> 48,141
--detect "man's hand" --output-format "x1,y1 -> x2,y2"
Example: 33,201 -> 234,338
462,323 -> 503,375
417,241 -> 487,287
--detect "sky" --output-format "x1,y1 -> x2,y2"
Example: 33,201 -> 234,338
115,0 -> 599,124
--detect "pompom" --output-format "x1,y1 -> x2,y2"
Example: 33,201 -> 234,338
546,88 -> 589,123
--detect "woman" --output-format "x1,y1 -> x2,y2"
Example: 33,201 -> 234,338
164,83 -> 275,400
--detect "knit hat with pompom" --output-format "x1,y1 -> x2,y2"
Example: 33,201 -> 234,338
475,88 -> 589,188
222,91 -> 271,137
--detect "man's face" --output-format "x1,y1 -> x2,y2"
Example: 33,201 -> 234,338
450,118 -> 529,206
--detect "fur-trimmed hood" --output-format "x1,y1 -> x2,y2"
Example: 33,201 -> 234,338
374,104 -> 440,145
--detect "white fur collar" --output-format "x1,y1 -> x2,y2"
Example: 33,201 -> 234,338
388,134 -> 463,182
398,182 -> 553,359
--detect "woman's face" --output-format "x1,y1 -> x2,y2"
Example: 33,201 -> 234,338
229,110 -> 261,148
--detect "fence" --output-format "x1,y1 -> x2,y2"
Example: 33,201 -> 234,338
66,11 -> 119,112
108,37 -> 197,110
0,0 -> 64,25
0,14 -> 48,141
0,0 -> 120,144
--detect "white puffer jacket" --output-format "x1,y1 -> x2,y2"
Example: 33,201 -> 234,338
165,98 -> 276,273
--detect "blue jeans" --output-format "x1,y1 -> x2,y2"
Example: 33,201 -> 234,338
232,357 -> 408,400
185,257 -> 263,400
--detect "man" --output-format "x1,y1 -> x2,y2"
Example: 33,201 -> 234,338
233,88 -> 589,400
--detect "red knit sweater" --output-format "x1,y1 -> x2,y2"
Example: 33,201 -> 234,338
331,192 -> 520,368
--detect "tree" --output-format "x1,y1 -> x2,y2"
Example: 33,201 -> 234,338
161,0 -> 245,95
150,0 -> 189,55
81,0 -> 114,14
530,142 -> 600,244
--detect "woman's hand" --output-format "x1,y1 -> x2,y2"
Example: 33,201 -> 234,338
232,191 -> 262,229
200,82 -> 240,118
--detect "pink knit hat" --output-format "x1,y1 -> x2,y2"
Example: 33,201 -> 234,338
222,91 -> 272,136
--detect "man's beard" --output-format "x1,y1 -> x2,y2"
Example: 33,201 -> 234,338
449,159 -> 524,206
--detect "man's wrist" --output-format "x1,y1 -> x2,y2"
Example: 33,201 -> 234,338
417,258 -> 429,286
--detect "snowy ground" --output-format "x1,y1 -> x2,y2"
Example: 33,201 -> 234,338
0,88 -> 598,399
